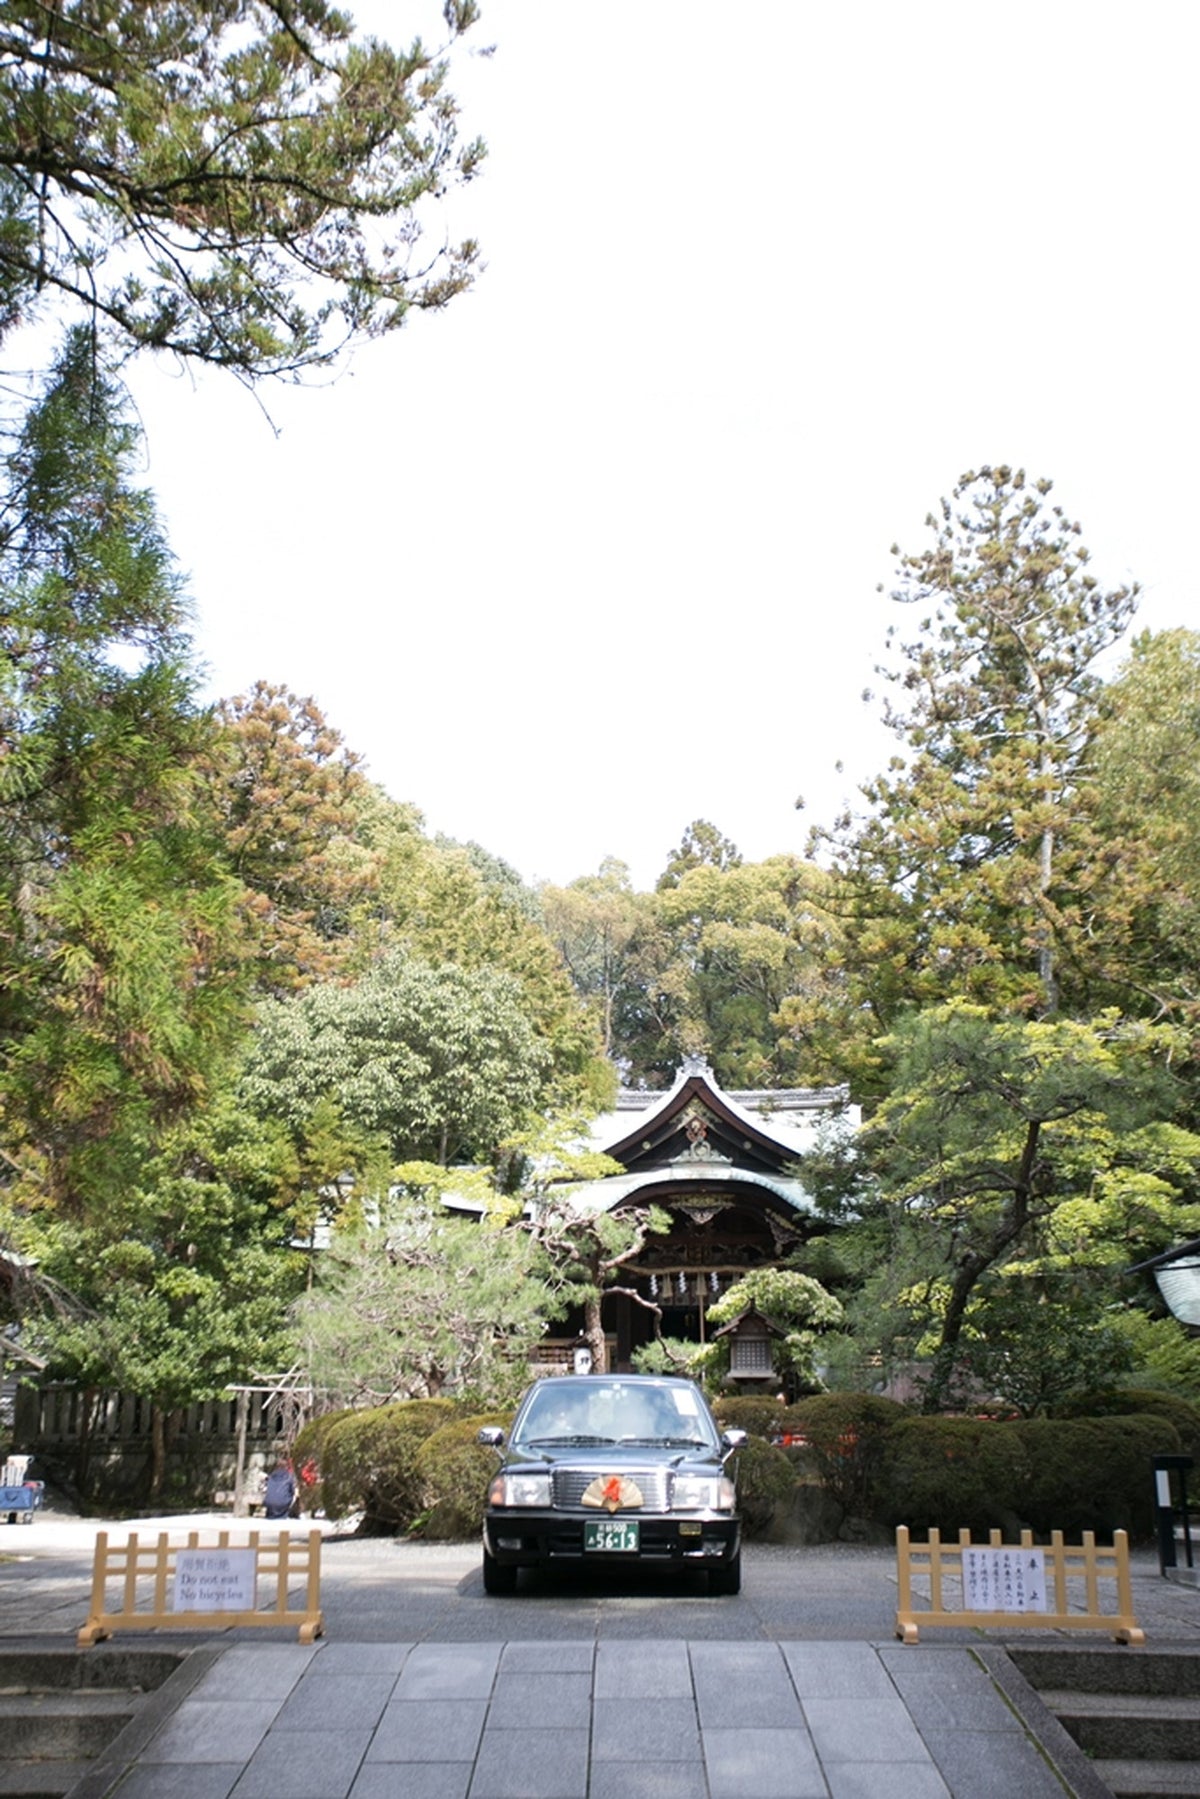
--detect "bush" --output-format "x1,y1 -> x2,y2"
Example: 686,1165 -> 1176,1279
320,1399 -> 466,1529
711,1396 -> 793,1440
414,1412 -> 513,1539
788,1393 -> 907,1517
878,1417 -> 1032,1536
1052,1389 -> 1200,1462
291,1408 -> 352,1515
1019,1415 -> 1181,1540
879,1412 -> 1183,1541
731,1434 -> 796,1538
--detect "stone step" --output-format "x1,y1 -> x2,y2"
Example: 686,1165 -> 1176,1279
1092,1759 -> 1200,1798
1011,1644 -> 1200,1699
0,1649 -> 179,1695
0,1693 -> 136,1760
0,1761 -> 92,1799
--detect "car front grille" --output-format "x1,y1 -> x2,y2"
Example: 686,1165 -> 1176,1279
551,1468 -> 670,1512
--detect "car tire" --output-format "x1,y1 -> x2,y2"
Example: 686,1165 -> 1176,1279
482,1547 -> 518,1596
708,1552 -> 741,1596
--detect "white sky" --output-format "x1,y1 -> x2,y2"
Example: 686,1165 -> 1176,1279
124,1 -> 1198,893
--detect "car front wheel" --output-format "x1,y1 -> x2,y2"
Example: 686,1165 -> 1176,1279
482,1546 -> 518,1596
708,1551 -> 741,1596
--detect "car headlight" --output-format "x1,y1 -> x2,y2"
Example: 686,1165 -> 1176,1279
489,1471 -> 551,1508
672,1474 -> 737,1512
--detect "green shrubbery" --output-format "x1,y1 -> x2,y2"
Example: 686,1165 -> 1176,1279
415,1412 -> 513,1539
878,1412 -> 1181,1539
788,1394 -> 907,1517
1052,1390 -> 1200,1461
294,1387 -> 1184,1544
711,1396 -> 791,1440
729,1434 -> 796,1537
318,1398 -> 466,1528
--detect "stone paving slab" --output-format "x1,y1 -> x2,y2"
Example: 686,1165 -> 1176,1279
5,1531 -> 1196,1795
40,1635 -> 1116,1799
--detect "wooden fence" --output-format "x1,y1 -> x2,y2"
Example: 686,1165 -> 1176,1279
895,1525 -> 1144,1645
78,1528 -> 324,1646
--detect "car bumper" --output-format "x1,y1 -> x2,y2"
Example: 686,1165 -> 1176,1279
483,1510 -> 740,1569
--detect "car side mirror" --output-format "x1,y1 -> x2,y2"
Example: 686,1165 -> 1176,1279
720,1428 -> 747,1461
478,1426 -> 506,1451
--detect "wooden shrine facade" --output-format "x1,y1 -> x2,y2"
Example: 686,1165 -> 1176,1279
540,1058 -> 853,1375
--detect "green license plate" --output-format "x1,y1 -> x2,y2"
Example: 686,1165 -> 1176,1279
584,1518 -> 639,1553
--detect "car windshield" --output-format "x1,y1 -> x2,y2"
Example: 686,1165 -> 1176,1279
516,1381 -> 718,1452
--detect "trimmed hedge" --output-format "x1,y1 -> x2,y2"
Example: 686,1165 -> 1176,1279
730,1434 -> 796,1537
291,1409 -> 353,1516
415,1412 -> 513,1540
1052,1390 -> 1200,1462
788,1394 -> 907,1517
711,1397 -> 793,1440
320,1399 -> 466,1528
878,1413 -> 1182,1540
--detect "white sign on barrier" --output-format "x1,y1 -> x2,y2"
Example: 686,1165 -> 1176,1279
962,1546 -> 1047,1612
173,1547 -> 258,1613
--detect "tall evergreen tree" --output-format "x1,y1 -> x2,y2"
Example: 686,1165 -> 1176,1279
0,330 -> 245,1215
812,466 -> 1139,1049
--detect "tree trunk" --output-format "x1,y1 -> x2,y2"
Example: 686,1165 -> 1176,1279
922,1120 -> 1041,1413
583,1293 -> 607,1374
149,1403 -> 167,1500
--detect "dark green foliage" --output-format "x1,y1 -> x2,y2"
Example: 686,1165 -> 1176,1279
879,1413 -> 1181,1541
319,1398 -> 464,1529
291,1408 -> 353,1517
788,1394 -> 907,1517
0,0 -> 485,377
878,1418 -> 1033,1536
711,1397 -> 793,1440
731,1434 -> 795,1538
414,1411 -> 513,1539
1018,1416 -> 1180,1541
1052,1390 -> 1200,1462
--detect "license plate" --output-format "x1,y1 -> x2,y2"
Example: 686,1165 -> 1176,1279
584,1518 -> 639,1553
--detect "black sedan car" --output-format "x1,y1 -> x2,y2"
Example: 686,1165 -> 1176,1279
478,1374 -> 745,1595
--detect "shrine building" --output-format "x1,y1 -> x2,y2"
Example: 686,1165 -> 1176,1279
534,1057 -> 855,1375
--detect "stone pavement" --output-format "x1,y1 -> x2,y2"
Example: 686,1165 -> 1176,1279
4,1516 -> 1199,1798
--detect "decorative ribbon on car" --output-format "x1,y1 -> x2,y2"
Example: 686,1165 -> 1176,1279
581,1475 -> 644,1513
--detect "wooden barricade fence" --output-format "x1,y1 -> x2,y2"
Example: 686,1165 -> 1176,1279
78,1528 -> 324,1647
895,1525 -> 1144,1645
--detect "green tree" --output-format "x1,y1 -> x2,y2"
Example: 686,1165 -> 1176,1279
656,819 -> 743,891
0,0 -> 485,376
539,859 -> 648,1060
0,331 -> 246,1216
1086,629 -> 1200,1033
705,1267 -> 844,1391
650,855 -> 851,1088
240,950 -> 552,1167
26,1099 -> 305,1495
807,1002 -> 1200,1411
812,466 -> 1140,1054
356,796 -> 613,1114
203,682 -> 371,994
291,1197 -> 561,1407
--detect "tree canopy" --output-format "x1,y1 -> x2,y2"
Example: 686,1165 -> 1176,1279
0,0 -> 485,377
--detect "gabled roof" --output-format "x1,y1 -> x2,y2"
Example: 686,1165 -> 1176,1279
589,1056 -> 851,1170
566,1057 -> 853,1222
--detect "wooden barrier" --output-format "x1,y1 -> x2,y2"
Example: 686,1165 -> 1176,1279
895,1526 -> 1144,1646
78,1528 -> 324,1647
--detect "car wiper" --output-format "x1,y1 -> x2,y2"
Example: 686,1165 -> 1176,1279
618,1435 -> 709,1448
524,1434 -> 617,1447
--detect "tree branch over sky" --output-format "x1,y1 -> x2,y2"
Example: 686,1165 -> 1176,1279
0,0 -> 486,377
